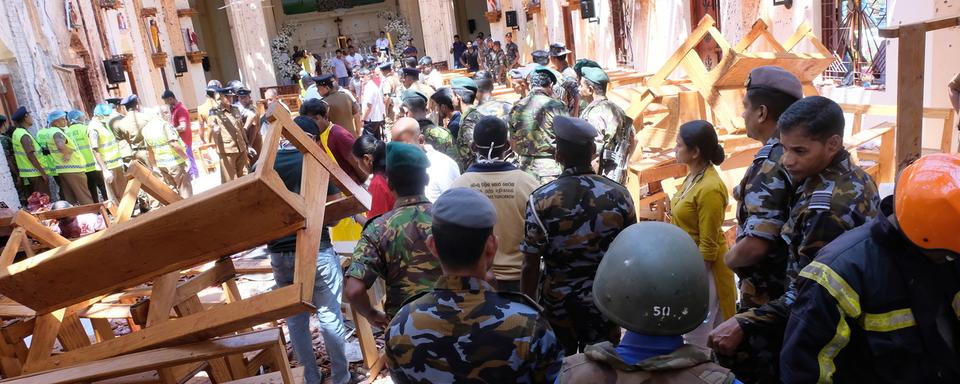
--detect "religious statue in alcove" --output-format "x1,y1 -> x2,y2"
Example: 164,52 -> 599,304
183,28 -> 200,52
117,11 -> 128,30
149,19 -> 162,53
66,0 -> 81,30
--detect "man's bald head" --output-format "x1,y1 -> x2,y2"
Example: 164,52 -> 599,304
391,117 -> 422,145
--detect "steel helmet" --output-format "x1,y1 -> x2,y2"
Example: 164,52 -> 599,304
226,80 -> 244,95
593,222 -> 709,335
895,153 -> 960,255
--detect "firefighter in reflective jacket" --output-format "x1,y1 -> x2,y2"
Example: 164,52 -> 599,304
781,153 -> 960,384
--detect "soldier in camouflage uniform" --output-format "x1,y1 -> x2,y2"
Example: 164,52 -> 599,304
504,32 -> 520,69
386,188 -> 564,383
578,67 -> 634,184
486,41 -> 507,85
717,66 -> 802,383
708,96 -> 880,370
458,71 -> 514,170
345,142 -> 443,327
510,66 -> 568,184
400,89 -> 458,165
521,116 -> 637,355
549,44 -> 581,115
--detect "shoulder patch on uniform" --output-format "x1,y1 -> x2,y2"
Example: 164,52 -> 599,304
755,144 -> 773,160
698,369 -> 736,384
497,291 -> 544,312
808,190 -> 833,210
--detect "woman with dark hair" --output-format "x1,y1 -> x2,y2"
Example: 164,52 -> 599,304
669,120 -> 736,347
351,134 -> 394,220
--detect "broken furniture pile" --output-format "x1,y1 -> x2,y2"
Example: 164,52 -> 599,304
0,105 -> 371,383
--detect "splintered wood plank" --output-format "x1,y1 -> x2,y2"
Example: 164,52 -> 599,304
146,272 -> 180,327
11,211 -> 69,249
32,285 -> 311,373
223,366 -> 304,384
9,329 -> 283,383
0,175 -> 307,314
126,162 -> 181,206
90,318 -> 115,342
21,309 -> 66,373
56,312 -> 92,350
294,156 -> 329,297
893,25 -> 926,171
115,179 -> 142,224
0,227 -> 25,269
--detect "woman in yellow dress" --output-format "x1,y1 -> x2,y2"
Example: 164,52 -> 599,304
669,120 -> 737,347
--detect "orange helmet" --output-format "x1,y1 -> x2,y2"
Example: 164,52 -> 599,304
895,153 -> 960,254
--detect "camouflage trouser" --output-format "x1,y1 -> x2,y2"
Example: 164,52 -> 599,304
717,318 -> 784,384
519,156 -> 562,185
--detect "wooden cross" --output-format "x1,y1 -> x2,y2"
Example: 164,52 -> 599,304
879,14 -> 960,172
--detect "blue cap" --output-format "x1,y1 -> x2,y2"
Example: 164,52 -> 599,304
47,110 -> 66,125
313,74 -> 335,86
433,187 -> 497,229
11,106 -> 27,122
554,116 -> 598,145
67,110 -> 84,124
121,94 -> 138,106
93,103 -> 114,117
378,61 -> 393,71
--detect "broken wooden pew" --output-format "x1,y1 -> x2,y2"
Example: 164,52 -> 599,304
0,104 -> 371,376
0,328 -> 293,383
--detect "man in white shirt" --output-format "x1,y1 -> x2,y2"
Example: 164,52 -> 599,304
418,56 -> 445,91
390,117 -> 459,202
361,68 -> 386,140
375,31 -> 390,55
332,50 -> 349,87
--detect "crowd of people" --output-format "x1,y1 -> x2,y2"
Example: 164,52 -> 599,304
2,38 -> 958,384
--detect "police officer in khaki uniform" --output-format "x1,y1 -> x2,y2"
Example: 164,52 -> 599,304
206,86 -> 250,183
558,222 -> 741,384
113,94 -> 151,167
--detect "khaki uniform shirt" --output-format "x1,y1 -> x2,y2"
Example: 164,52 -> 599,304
207,106 -> 247,154
323,90 -> 358,136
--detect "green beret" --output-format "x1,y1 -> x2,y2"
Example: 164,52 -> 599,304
386,142 -> 430,172
528,64 -> 558,84
401,89 -> 428,104
581,67 -> 609,86
574,59 -> 601,78
450,77 -> 478,93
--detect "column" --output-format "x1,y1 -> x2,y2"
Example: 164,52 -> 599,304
225,0 -> 278,99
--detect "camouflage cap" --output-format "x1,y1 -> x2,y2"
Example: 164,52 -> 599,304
581,66 -> 609,86
530,50 -> 549,65
554,116 -> 597,145
386,142 -> 430,172
433,187 -> 497,229
745,66 -> 803,100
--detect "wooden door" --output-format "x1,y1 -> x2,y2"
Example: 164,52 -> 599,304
561,3 -> 576,65
691,0 -> 722,69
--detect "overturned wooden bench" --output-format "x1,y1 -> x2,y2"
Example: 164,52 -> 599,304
0,328 -> 294,383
